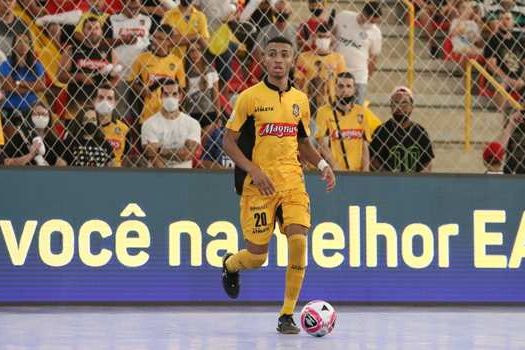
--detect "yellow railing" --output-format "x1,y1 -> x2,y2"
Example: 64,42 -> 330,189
402,0 -> 415,90
464,59 -> 523,151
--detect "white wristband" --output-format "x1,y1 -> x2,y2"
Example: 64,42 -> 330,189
317,159 -> 329,171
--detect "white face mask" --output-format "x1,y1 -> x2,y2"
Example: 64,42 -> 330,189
316,38 -> 331,51
162,97 -> 179,112
94,100 -> 115,116
32,115 -> 49,129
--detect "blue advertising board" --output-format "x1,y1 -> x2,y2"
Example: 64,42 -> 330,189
0,168 -> 524,303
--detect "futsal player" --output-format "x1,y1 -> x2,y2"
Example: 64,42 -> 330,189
221,36 -> 336,334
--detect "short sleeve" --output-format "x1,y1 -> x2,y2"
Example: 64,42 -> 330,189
370,27 -> 382,56
298,98 -> 311,138
187,118 -> 202,144
141,120 -> 158,146
363,108 -> 382,142
198,12 -> 210,39
315,107 -> 329,140
0,60 -> 11,77
225,91 -> 250,132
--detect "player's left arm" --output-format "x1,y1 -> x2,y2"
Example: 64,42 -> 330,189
298,136 -> 336,192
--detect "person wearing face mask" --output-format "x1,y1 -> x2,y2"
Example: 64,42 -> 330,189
369,86 -> 434,173
254,0 -> 296,60
315,71 -> 381,172
28,101 -> 67,166
141,79 -> 201,168
334,1 -> 382,105
129,24 -> 186,123
93,84 -> 132,167
295,23 -> 346,104
297,0 -> 327,52
484,12 -> 525,111
162,0 -> 210,58
64,109 -> 115,167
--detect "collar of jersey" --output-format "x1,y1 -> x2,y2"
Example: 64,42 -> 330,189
263,77 -> 292,93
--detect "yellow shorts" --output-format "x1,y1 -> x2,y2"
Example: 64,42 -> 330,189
240,189 -> 311,245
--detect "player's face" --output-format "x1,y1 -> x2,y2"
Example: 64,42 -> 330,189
390,92 -> 413,117
264,42 -> 294,80
335,77 -> 356,99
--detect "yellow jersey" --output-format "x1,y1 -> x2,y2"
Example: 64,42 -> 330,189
101,119 -> 130,167
162,6 -> 210,58
295,51 -> 346,102
315,103 -> 381,171
128,51 -> 186,122
226,79 -> 311,195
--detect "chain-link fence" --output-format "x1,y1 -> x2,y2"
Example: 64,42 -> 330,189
0,0 -> 524,173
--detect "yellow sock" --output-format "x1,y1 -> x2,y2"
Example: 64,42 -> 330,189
225,249 -> 267,272
280,234 -> 306,316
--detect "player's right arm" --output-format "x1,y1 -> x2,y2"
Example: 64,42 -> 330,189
223,92 -> 275,196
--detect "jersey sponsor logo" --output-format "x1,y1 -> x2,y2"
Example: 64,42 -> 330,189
337,36 -> 363,49
77,59 -> 110,70
254,105 -> 274,113
118,27 -> 147,38
330,129 -> 364,140
259,123 -> 298,137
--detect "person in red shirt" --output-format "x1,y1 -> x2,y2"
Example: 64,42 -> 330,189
297,0 -> 327,52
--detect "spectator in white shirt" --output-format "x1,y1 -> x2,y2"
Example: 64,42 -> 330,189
334,1 -> 382,105
141,79 -> 201,168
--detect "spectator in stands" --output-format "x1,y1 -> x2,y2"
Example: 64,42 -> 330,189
369,86 -> 434,172
104,0 -> 151,78
162,0 -> 210,58
142,0 -> 172,28
57,17 -> 120,120
295,23 -> 346,105
297,0 -> 327,52
485,0 -> 525,32
29,100 -> 67,166
483,141 -> 505,174
184,42 -> 220,130
128,24 -> 186,122
0,0 -> 29,56
483,12 -> 525,110
0,32 -> 46,125
449,1 -> 483,58
73,1 -> 113,45
335,1 -> 382,105
417,0 -> 459,56
64,109 -> 115,167
201,118 -> 234,169
93,84 -> 132,167
141,79 -> 201,168
315,71 -> 381,172
255,0 -> 296,59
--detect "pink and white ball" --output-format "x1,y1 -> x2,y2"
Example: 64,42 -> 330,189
300,300 -> 337,337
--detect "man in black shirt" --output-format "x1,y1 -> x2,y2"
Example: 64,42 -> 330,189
484,12 -> 525,110
369,86 -> 434,172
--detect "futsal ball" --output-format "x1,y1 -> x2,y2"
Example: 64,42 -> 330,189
300,300 -> 337,337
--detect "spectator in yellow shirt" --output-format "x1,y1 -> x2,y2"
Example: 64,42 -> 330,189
162,0 -> 210,58
295,23 -> 346,104
128,24 -> 186,122
315,71 -> 381,171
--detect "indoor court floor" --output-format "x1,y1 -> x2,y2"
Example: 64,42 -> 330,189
0,305 -> 523,349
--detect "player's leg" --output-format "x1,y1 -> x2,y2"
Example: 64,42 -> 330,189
222,194 -> 277,298
276,190 -> 311,334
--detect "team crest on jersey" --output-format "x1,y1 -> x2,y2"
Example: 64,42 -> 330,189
169,63 -> 176,70
357,114 -> 364,124
292,103 -> 300,118
115,127 -> 122,135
